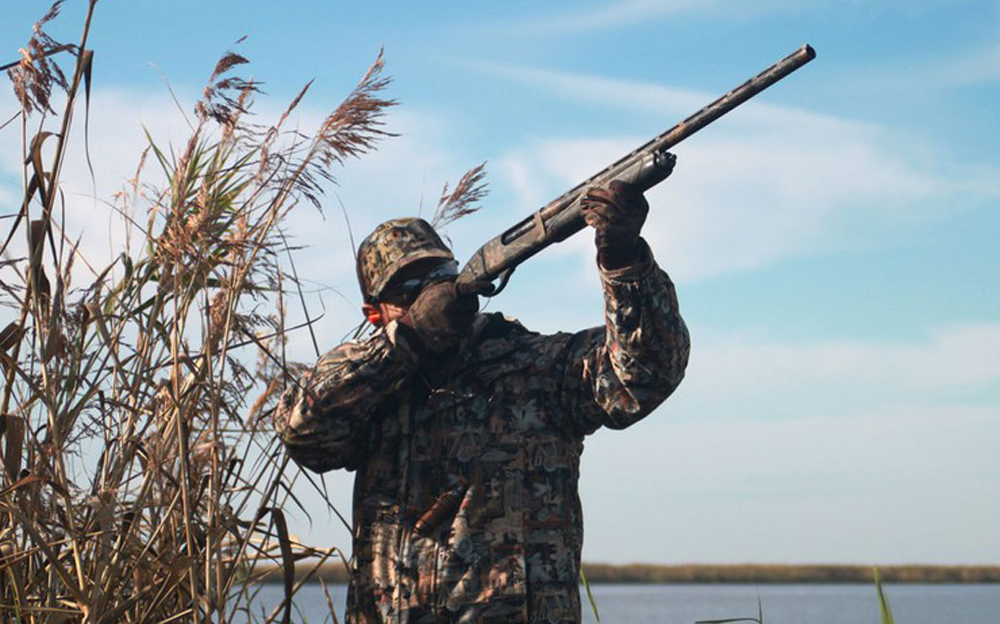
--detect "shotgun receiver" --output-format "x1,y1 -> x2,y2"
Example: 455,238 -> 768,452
457,44 -> 816,293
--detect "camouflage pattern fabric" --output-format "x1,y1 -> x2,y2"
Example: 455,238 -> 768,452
357,218 -> 455,304
274,242 -> 690,623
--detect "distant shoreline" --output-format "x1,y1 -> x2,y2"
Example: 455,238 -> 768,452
257,562 -> 1000,585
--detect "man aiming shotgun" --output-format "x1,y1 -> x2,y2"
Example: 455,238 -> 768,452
274,45 -> 814,623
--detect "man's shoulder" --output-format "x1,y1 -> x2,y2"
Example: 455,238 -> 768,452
468,312 -> 579,363
478,311 -> 531,340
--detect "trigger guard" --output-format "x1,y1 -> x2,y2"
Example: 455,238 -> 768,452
489,268 -> 516,297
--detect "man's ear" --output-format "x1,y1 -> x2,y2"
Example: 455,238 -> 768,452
362,303 -> 383,327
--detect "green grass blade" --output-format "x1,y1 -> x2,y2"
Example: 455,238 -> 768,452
696,589 -> 764,624
873,567 -> 896,624
580,568 -> 601,623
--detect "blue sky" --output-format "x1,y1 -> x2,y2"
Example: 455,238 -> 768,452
2,1 -> 998,565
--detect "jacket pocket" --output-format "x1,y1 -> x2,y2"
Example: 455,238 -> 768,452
436,482 -> 527,616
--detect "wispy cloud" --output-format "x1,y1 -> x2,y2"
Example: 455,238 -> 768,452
582,402 -> 1000,563
836,26 -> 1000,92
461,58 -> 836,128
512,0 -> 798,35
0,86 -> 488,356
476,62 -> 999,281
0,88 -> 194,281
509,0 -> 984,36
928,37 -> 1000,86
494,131 -> 997,282
578,319 -> 1000,562
678,321 -> 1000,419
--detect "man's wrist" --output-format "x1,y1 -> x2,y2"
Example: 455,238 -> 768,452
598,238 -> 653,278
598,246 -> 640,270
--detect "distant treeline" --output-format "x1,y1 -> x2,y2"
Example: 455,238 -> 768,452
579,563 -> 1000,584
262,562 -> 1000,584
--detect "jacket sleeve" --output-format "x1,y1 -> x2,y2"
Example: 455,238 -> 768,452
272,322 -> 418,472
558,240 -> 690,436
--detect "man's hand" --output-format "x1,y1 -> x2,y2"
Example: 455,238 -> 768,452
400,280 -> 492,354
581,155 -> 673,269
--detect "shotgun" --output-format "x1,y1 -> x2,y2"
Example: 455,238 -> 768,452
458,44 -> 816,293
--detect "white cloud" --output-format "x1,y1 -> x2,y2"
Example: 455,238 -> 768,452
0,87 -> 199,276
927,38 -> 1000,86
581,403 -> 1000,563
509,0 -> 987,36
676,321 -> 1000,420
824,19 -> 1000,92
462,59 -> 748,121
578,322 -> 1000,563
482,65 -> 999,282
512,0 -> 799,35
0,84 -> 492,363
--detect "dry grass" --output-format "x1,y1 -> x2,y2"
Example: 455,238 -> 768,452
0,3 -> 394,622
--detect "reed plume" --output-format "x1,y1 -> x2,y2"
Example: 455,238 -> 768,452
0,4 -> 392,622
431,162 -> 489,229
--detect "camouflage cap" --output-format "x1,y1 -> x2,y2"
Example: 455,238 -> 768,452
356,218 -> 454,304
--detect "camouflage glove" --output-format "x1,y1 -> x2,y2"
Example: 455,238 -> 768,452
581,165 -> 669,269
399,280 -> 492,354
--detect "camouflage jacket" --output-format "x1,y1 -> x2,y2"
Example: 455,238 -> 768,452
274,246 -> 690,623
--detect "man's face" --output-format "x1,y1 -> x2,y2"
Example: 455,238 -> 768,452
363,258 -> 459,326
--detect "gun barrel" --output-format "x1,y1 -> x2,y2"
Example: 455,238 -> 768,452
632,44 -> 816,172
459,45 -> 816,287
549,44 -> 816,213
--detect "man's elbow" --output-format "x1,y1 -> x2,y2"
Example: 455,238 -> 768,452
609,337 -> 690,429
651,317 -> 690,397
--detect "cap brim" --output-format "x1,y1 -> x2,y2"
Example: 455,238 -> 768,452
371,249 -> 455,299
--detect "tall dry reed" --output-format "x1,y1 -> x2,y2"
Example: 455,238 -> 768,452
0,2 -> 394,622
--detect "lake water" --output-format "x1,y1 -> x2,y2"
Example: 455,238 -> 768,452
251,582 -> 1000,623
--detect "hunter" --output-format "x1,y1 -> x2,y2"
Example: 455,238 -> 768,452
273,167 -> 691,623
